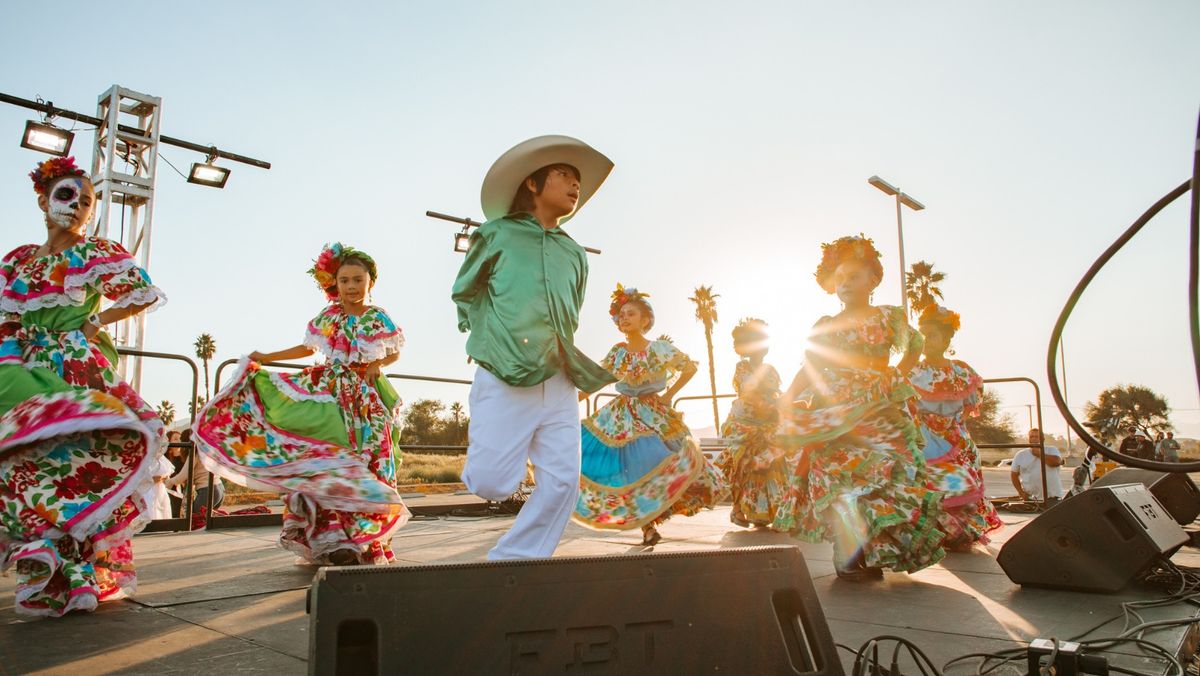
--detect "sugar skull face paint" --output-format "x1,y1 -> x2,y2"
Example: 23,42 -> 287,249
44,177 -> 94,231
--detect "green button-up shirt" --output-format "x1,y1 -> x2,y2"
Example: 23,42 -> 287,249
451,214 -> 616,393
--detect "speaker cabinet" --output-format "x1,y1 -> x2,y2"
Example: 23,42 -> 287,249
999,484 -> 1188,592
308,545 -> 842,675
1091,467 -> 1200,525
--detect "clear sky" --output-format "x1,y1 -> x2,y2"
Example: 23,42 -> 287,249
2,2 -> 1198,440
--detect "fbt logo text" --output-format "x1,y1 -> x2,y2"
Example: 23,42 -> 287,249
506,620 -> 673,672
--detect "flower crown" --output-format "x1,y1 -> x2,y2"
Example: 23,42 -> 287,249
918,304 -> 961,334
732,317 -> 769,343
307,242 -> 378,300
609,283 -> 654,328
814,234 -> 883,293
30,156 -> 86,195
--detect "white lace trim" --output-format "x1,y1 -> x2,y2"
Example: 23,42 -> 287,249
0,256 -> 165,314
108,285 -> 167,313
268,370 -> 337,404
302,327 -> 403,364
352,333 -> 403,364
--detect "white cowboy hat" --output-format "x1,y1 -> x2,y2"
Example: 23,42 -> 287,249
480,135 -> 614,222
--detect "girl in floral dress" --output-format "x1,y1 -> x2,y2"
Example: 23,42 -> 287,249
909,305 -> 1001,550
574,285 -> 726,546
193,243 -> 409,565
717,318 -> 786,528
0,157 -> 166,616
773,235 -> 945,581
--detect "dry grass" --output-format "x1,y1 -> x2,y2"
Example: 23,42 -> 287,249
398,452 -> 466,484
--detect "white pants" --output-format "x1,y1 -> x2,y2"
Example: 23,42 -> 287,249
461,367 -> 581,560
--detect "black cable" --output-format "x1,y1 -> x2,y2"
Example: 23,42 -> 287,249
850,635 -> 944,676
1189,112 -> 1200,399
157,151 -> 191,180
1046,110 -> 1200,472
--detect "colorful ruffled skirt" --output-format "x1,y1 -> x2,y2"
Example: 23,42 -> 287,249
718,407 -> 786,528
573,395 -> 726,530
918,411 -> 1002,546
772,368 -> 946,573
193,358 -> 409,564
0,325 -> 161,617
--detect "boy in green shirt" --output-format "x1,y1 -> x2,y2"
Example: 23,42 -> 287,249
452,135 -> 615,559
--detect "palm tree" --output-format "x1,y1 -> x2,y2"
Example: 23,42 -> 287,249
688,285 -> 721,432
193,333 -> 217,403
156,400 -> 176,427
904,260 -> 946,319
449,401 -> 467,445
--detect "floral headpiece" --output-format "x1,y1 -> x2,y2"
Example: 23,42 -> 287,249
29,156 -> 86,195
814,234 -> 883,293
918,304 -> 961,335
308,242 -> 378,300
731,317 -> 769,344
609,283 -> 654,329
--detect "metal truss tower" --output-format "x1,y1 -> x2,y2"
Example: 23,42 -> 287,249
89,85 -> 163,390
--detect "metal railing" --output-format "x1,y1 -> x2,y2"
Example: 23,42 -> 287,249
202,358 -> 474,530
975,377 -> 1052,512
115,347 -> 202,534
651,378 -> 1055,509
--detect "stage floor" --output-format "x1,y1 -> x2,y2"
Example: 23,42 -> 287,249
3,506 -> 1198,675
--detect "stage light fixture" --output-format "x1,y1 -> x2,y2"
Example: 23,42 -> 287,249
20,120 -> 73,156
453,228 -> 471,253
187,161 -> 231,188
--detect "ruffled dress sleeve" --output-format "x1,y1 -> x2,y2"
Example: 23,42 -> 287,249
0,245 -> 36,365
302,305 -> 343,359
957,361 -> 985,417
600,343 -> 626,379
884,305 -> 923,357
90,238 -> 167,312
651,339 -> 693,387
731,360 -> 751,397
353,307 -> 404,363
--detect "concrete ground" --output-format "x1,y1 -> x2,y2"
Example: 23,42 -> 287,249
2,495 -> 1199,676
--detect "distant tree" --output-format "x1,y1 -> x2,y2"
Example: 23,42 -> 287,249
193,333 -> 217,402
904,260 -> 946,319
400,399 -> 447,447
1083,384 -> 1172,444
399,399 -> 470,448
965,389 -> 1018,445
448,402 -> 468,446
156,400 -> 176,427
188,396 -> 204,418
688,285 -> 721,431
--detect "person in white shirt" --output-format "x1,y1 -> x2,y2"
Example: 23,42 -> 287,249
1009,428 -> 1064,501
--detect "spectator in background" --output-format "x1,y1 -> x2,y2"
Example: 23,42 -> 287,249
164,430 -> 186,516
1010,428 -> 1064,502
1119,431 -> 1149,460
166,429 -> 224,516
1160,431 -> 1181,463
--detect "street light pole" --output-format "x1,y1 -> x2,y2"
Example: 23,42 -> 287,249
868,176 -> 925,318
895,193 -> 908,317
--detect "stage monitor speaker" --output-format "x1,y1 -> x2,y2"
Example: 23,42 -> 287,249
307,545 -> 842,676
1091,467 -> 1200,525
998,484 -> 1188,592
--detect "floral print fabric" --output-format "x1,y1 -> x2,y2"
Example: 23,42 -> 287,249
193,304 -> 409,565
772,306 -> 946,573
909,360 -> 1002,546
0,238 -> 163,617
717,359 -> 787,527
574,340 -> 727,530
